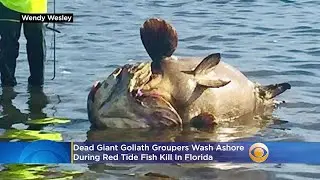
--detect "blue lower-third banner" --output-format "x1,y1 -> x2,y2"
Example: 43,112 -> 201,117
0,141 -> 320,164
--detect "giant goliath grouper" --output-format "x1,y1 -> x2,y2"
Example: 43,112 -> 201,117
87,18 -> 291,129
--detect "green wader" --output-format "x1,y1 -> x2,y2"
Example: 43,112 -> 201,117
0,2 -> 46,87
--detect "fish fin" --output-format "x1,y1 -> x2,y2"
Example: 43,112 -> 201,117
180,53 -> 228,88
259,82 -> 291,99
140,18 -> 178,61
180,70 -> 195,75
193,53 -> 221,75
196,77 -> 231,88
181,53 -> 221,76
185,78 -> 230,106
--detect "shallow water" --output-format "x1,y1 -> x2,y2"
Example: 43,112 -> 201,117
0,0 -> 320,179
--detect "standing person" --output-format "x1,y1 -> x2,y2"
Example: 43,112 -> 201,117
0,0 -> 47,87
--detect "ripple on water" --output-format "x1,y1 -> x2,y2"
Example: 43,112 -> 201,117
287,81 -> 320,88
228,32 -> 266,36
264,55 -> 293,60
292,63 -> 320,70
306,50 -> 320,57
187,45 -> 214,50
222,53 -> 242,59
208,35 -> 238,42
180,35 -> 206,42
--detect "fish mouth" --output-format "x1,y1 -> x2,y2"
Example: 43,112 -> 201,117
88,81 -> 102,103
87,63 -> 182,128
131,90 -> 183,128
87,80 -> 102,123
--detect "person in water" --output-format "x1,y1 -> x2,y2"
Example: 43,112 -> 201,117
0,0 -> 47,87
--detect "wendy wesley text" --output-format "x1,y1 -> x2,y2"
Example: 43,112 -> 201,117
20,13 -> 73,23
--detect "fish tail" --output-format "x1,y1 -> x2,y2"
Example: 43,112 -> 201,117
258,82 -> 291,99
140,18 -> 178,61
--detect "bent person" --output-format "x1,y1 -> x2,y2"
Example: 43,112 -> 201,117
0,0 -> 47,87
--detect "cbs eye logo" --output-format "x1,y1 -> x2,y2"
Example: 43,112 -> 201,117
19,140 -> 70,163
249,143 -> 269,163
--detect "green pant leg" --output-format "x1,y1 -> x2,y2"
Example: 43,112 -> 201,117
23,22 -> 46,87
0,3 -> 22,87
